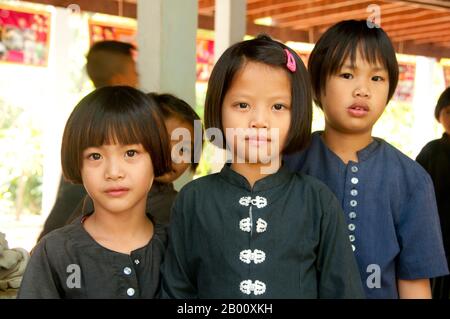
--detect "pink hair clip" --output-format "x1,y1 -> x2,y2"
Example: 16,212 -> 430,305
284,49 -> 296,72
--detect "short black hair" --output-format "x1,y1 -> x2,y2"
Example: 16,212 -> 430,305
204,34 -> 312,154
62,86 -> 171,184
435,87 -> 450,121
86,41 -> 136,88
308,19 -> 399,108
147,92 -> 203,171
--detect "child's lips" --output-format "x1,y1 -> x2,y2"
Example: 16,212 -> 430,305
246,136 -> 271,146
347,103 -> 369,117
104,187 -> 130,197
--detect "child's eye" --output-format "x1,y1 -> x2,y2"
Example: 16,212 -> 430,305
236,102 -> 249,109
272,104 -> 286,111
125,150 -> 138,158
88,153 -> 102,160
372,75 -> 385,82
340,73 -> 353,79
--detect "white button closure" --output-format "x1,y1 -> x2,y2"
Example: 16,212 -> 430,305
349,212 -> 357,219
350,200 -> 357,207
349,235 -> 355,242
127,288 -> 135,296
348,224 -> 356,231
352,245 -> 356,252
350,189 -> 358,196
123,267 -> 132,275
351,166 -> 358,173
351,177 -> 359,184
134,259 -> 140,265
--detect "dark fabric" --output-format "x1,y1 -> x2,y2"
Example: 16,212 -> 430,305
18,215 -> 167,299
161,164 -> 365,299
417,133 -> 450,299
38,177 -> 86,241
284,131 -> 449,299
39,178 -> 177,241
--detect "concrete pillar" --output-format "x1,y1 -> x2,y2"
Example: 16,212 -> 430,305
137,0 -> 197,190
214,0 -> 246,61
137,0 -> 197,107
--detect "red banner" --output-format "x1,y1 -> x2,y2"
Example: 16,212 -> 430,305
0,5 -> 50,66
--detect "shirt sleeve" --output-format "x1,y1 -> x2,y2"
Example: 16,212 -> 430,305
316,188 -> 366,299
396,170 -> 449,279
160,193 -> 198,299
38,178 -> 86,241
17,239 -> 62,298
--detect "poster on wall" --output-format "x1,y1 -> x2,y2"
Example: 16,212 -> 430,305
196,33 -> 214,82
89,20 -> 136,47
0,5 -> 50,66
393,62 -> 415,102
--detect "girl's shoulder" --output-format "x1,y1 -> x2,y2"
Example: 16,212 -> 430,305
31,221 -> 82,258
177,172 -> 222,193
291,171 -> 336,193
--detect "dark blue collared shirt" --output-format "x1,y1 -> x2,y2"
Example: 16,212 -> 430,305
284,131 -> 449,298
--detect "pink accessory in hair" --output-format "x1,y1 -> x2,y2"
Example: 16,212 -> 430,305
284,49 -> 296,72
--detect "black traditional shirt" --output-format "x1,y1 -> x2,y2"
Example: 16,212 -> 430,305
161,164 -> 365,299
417,133 -> 450,256
18,215 -> 167,299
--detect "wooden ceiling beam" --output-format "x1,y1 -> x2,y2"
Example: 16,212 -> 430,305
414,35 -> 450,44
392,40 -> 450,58
247,0 -> 322,16
386,22 -> 450,37
379,14 -> 450,31
283,3 -> 402,29
382,0 -> 450,11
249,0 -> 372,21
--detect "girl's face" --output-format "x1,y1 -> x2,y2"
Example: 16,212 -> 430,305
81,143 -> 154,215
155,116 -> 194,184
221,61 -> 291,164
438,105 -> 450,135
320,52 -> 390,136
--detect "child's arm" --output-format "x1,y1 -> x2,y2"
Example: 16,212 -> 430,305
395,169 -> 448,294
316,189 -> 366,299
398,279 -> 431,299
17,239 -> 62,298
160,199 -> 197,299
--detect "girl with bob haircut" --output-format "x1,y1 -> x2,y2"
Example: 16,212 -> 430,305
285,20 -> 448,298
19,86 -> 171,298
161,35 -> 365,298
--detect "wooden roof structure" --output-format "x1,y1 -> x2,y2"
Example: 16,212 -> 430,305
22,0 -> 450,58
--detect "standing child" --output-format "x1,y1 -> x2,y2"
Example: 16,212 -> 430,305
161,35 -> 365,298
416,87 -> 450,299
284,20 -> 449,298
18,86 -> 171,298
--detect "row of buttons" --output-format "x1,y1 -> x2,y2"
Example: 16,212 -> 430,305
349,166 -> 358,252
238,196 -> 267,296
124,259 -> 140,297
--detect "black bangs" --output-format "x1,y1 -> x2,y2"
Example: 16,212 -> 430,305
81,93 -> 151,149
61,86 -> 171,183
328,32 -> 389,76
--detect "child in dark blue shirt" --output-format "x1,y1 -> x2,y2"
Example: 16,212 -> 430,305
285,20 -> 448,298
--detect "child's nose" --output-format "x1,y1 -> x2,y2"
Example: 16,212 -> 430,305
353,84 -> 371,98
249,107 -> 269,128
104,158 -> 125,180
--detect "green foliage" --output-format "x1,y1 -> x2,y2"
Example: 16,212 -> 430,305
0,98 -> 43,216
